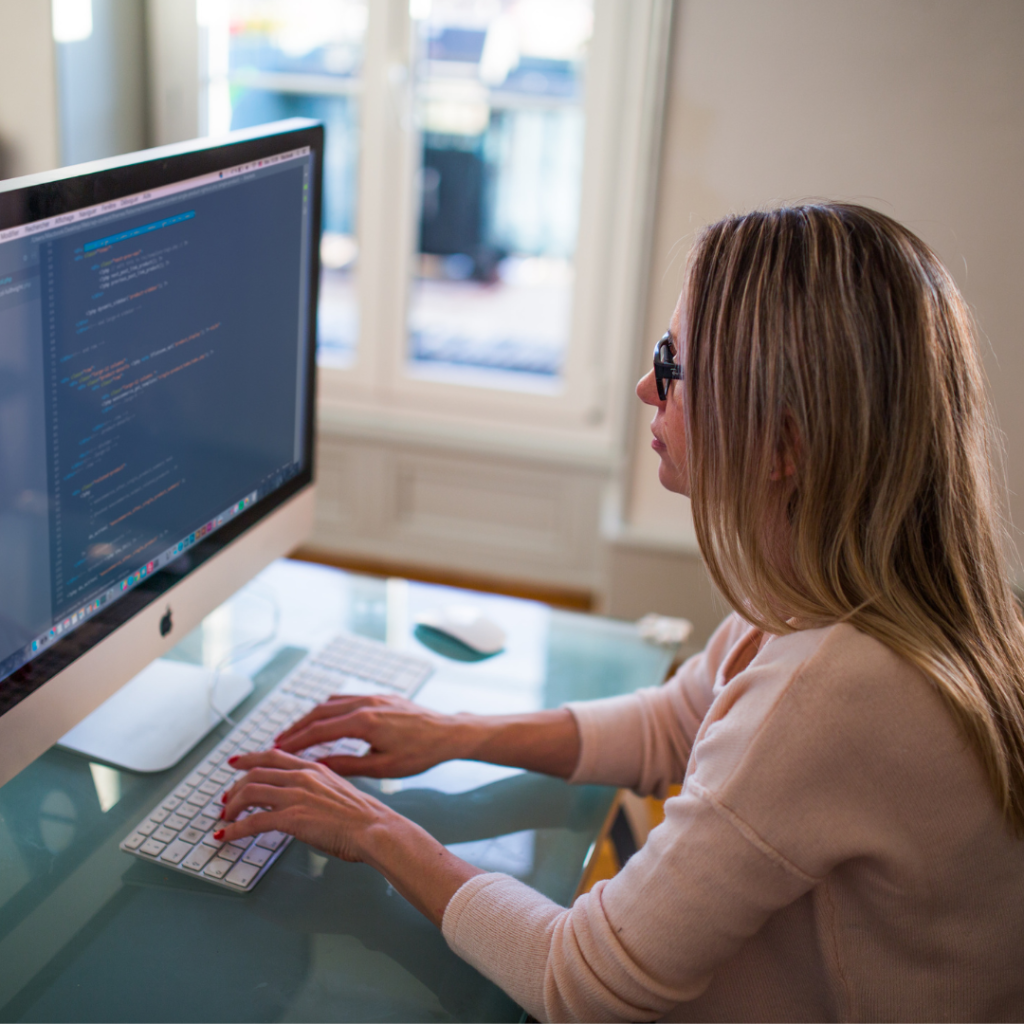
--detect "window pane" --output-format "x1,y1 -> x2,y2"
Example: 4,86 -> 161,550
203,0 -> 366,367
408,0 -> 593,391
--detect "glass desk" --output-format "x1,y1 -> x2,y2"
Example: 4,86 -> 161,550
0,559 -> 676,1023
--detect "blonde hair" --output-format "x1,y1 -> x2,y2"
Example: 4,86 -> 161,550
684,202 -> 1024,832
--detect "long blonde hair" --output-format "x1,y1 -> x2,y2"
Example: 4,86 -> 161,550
684,202 -> 1024,832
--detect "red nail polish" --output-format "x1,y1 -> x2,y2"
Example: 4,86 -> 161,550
219,810 -> 225,819
213,830 -> 225,840
221,792 -> 229,803
227,755 -> 238,765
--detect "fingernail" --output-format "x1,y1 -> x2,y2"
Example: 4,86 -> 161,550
213,830 -> 225,840
219,810 -> 225,819
221,792 -> 229,803
227,755 -> 238,765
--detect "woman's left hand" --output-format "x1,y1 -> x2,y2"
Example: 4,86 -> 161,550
216,749 -> 485,927
217,749 -> 396,862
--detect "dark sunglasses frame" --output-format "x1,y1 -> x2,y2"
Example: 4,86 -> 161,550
653,332 -> 684,401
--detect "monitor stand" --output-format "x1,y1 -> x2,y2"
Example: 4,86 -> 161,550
58,659 -> 253,773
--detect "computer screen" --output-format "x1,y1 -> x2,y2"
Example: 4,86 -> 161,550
0,120 -> 322,783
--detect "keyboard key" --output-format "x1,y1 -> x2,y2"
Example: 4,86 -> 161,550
181,827 -> 204,844
201,831 -> 225,848
161,795 -> 181,811
210,769 -> 231,784
195,761 -> 213,775
219,844 -> 243,863
255,831 -> 288,851
150,807 -> 170,824
186,791 -> 208,808
242,845 -> 273,867
202,803 -> 223,819
182,844 -> 217,872
173,784 -> 193,800
165,814 -> 189,831
160,839 -> 193,865
192,815 -> 217,832
122,832 -> 146,850
204,857 -> 233,879
198,780 -> 220,796
175,802 -> 199,821
224,862 -> 261,888
153,826 -> 178,843
186,773 -> 203,787
228,835 -> 252,849
140,838 -> 166,857
137,819 -> 158,836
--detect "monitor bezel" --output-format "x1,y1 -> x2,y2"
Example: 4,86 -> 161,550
0,119 -> 323,720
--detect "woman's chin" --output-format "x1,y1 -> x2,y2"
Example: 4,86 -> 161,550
657,462 -> 689,496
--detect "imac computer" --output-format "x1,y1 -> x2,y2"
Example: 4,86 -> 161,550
0,119 -> 323,788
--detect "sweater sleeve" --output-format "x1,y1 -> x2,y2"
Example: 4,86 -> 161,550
566,613 -> 753,797
442,782 -> 819,1022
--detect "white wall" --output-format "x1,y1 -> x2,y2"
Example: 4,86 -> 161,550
0,0 -> 59,177
622,0 -> 1024,603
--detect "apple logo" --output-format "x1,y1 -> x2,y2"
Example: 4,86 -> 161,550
159,607 -> 173,637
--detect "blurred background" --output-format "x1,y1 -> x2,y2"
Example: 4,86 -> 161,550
2,0 -> 1023,643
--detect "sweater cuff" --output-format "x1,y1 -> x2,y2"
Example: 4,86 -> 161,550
566,694 -> 645,787
442,872 -> 566,1019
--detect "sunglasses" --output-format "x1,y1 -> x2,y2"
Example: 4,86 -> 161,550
653,332 -> 684,401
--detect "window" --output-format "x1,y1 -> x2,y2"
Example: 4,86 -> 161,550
406,0 -> 591,391
200,0 -> 366,367
186,0 -> 671,457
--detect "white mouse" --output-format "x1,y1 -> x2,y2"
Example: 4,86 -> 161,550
415,605 -> 507,655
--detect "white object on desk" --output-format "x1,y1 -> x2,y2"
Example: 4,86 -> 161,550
415,605 -> 507,655
58,660 -> 252,773
636,613 -> 694,647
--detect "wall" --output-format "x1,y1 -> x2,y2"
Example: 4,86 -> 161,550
0,0 -> 59,177
610,0 -> 1024,637
56,0 -> 148,164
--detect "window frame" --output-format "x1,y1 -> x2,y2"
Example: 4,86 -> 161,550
164,0 -> 673,467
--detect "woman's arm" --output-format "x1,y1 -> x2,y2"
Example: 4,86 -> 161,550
273,612 -> 744,788
273,696 -> 581,779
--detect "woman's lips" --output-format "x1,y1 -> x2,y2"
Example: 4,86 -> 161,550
651,433 -> 667,453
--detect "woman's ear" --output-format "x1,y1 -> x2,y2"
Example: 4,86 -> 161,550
769,414 -> 801,481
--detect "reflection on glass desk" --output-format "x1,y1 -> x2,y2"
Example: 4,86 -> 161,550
0,559 -> 675,1023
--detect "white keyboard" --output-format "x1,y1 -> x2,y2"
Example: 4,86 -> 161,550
119,632 -> 434,891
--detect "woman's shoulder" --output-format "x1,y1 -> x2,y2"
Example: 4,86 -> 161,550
682,617 -> 1009,879
696,619 -> 981,815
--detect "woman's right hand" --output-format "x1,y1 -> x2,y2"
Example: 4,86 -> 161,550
272,694 -> 464,778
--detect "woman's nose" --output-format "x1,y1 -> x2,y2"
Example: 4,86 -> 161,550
636,367 -> 661,407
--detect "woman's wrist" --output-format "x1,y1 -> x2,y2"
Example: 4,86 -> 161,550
446,708 -> 581,778
360,809 -> 484,927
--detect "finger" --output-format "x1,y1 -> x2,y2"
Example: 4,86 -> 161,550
274,697 -> 387,742
215,807 -> 293,845
223,763 -> 330,810
228,749 -> 309,772
274,714 -> 379,754
221,780 -> 286,818
222,780 -> 306,821
317,754 -> 390,777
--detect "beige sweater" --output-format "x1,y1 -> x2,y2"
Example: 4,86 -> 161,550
441,613 -> 1024,1022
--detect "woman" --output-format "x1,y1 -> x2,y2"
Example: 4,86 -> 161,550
216,203 -> 1024,1021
